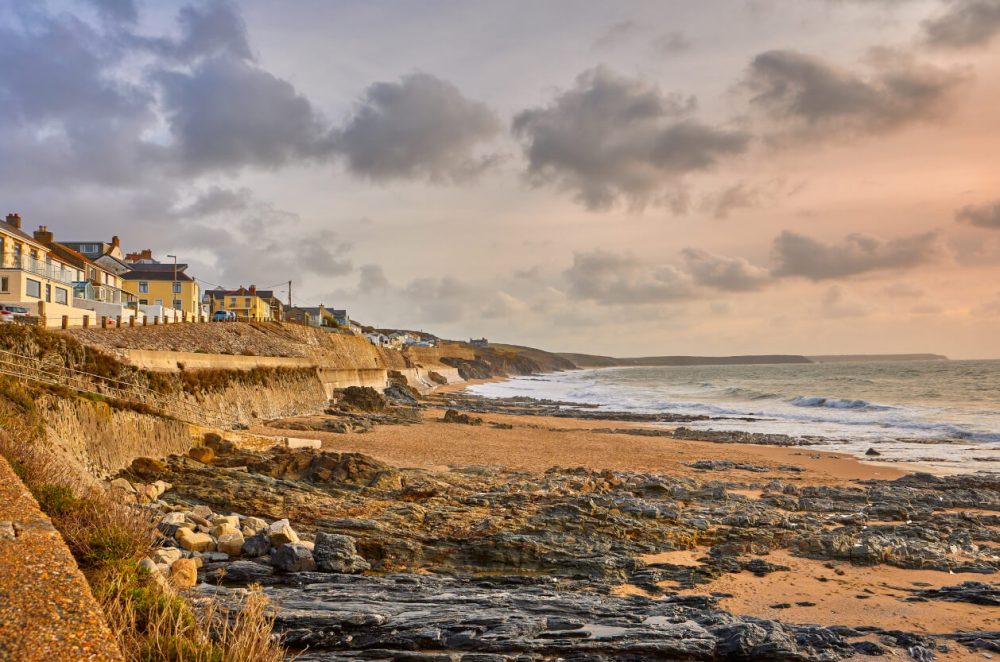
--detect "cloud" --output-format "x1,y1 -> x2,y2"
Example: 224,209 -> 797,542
564,249 -> 695,304
512,66 -> 750,210
681,248 -> 771,291
956,200 -> 1000,229
771,230 -> 944,279
331,73 -> 501,183
924,0 -> 1000,49
743,49 -> 965,140
821,285 -> 872,318
86,0 -> 138,25
882,282 -> 925,298
157,55 -> 332,173
592,20 -> 638,50
699,180 -> 794,219
651,31 -> 692,55
174,186 -> 253,217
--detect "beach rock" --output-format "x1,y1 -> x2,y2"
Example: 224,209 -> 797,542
152,547 -> 183,566
130,457 -> 168,477
242,533 -> 271,558
191,505 -> 214,519
268,519 -> 300,546
217,532 -> 245,557
271,543 -> 316,573
210,522 -> 239,538
313,533 -> 370,574
177,530 -> 214,553
242,516 -> 268,534
443,409 -> 482,425
109,478 -> 134,493
866,448 -> 882,456
338,386 -> 386,412
188,447 -> 215,464
170,558 -> 198,589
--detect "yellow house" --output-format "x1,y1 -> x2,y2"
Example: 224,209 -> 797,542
209,285 -> 273,321
122,261 -> 201,318
0,213 -> 95,327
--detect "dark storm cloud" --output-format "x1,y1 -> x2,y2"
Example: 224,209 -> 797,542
771,230 -> 944,279
956,200 -> 1000,229
157,55 -> 332,172
743,49 -> 965,139
651,31 -> 692,55
174,186 -> 252,217
564,249 -> 695,304
331,73 -> 502,183
85,0 -> 138,24
0,7 -> 157,185
681,248 -> 771,291
513,67 -> 750,210
924,0 -> 1000,49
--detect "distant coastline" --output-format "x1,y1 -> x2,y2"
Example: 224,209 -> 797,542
557,352 -> 948,368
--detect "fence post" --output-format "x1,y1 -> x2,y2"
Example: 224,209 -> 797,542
116,315 -> 122,328
129,316 -> 136,328
61,315 -> 68,330
83,315 -> 90,329
142,315 -> 147,327
153,316 -> 159,325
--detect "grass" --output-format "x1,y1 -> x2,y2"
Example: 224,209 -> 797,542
0,376 -> 289,661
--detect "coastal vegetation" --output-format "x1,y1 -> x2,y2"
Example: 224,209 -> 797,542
0,377 -> 285,661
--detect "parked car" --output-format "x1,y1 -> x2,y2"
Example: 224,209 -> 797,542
0,310 -> 14,324
211,310 -> 237,322
0,304 -> 30,318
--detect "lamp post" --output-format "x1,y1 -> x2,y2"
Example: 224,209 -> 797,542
167,254 -> 177,318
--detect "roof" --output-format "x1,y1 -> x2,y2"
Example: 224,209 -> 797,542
206,288 -> 276,299
123,265 -> 193,281
46,242 -> 94,271
0,222 -> 47,250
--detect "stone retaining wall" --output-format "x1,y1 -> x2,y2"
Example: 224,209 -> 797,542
0,457 -> 123,661
40,395 -> 193,479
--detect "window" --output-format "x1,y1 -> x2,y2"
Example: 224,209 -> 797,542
138,281 -> 149,294
229,298 -> 237,307
25,278 -> 40,298
245,297 -> 252,307
173,299 -> 182,310
154,299 -> 162,306
172,281 -> 181,294
0,277 -> 7,293
139,299 -> 148,305
55,287 -> 67,305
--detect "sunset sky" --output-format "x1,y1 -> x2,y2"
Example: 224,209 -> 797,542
3,0 -> 1000,357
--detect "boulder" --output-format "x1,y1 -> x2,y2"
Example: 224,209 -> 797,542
313,533 -> 371,574
865,448 -> 882,456
152,547 -> 183,566
242,533 -> 271,558
210,515 -> 240,529
217,532 -> 245,557
109,478 -> 135,493
210,523 -> 240,538
152,480 -> 172,497
161,512 -> 186,526
268,519 -> 300,546
189,446 -> 215,464
170,558 -> 198,589
271,543 -> 316,573
191,505 -> 214,519
177,530 -> 215,553
130,456 -> 167,477
242,516 -> 268,534
443,409 -> 483,426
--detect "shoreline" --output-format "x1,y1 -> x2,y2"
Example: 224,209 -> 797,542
431,373 -> 988,477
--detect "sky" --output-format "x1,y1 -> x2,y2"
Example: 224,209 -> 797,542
2,0 -> 1000,358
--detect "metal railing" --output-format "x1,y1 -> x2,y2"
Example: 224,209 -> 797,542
0,254 -> 76,285
0,347 -> 231,428
72,281 -> 137,305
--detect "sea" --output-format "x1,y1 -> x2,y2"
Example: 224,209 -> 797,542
467,360 -> 1000,473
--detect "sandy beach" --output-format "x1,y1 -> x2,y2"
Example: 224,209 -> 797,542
236,385 -> 999,656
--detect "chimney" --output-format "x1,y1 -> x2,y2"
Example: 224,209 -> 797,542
111,235 -> 120,248
141,249 -> 152,260
5,213 -> 21,229
33,226 -> 53,244
249,284 -> 256,295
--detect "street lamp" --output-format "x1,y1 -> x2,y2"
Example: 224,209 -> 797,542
167,254 -> 177,317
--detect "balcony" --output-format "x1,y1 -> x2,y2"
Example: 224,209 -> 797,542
72,281 -> 137,305
0,254 -> 75,285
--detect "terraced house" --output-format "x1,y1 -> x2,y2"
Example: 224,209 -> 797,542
0,214 -> 96,326
205,285 -> 279,321
122,259 -> 201,319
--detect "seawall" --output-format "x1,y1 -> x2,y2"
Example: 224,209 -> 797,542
0,456 -> 123,661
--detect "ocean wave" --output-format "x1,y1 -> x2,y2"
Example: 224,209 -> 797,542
790,395 -> 892,411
